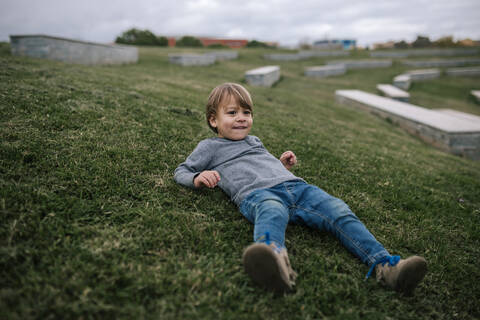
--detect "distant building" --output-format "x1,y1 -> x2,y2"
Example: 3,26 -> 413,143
313,39 -> 356,50
166,36 -> 248,48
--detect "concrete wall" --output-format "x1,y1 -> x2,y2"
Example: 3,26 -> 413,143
10,35 -> 138,65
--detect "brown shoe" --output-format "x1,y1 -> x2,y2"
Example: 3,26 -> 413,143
242,242 -> 297,295
376,256 -> 427,295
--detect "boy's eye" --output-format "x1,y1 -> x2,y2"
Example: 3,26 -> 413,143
227,110 -> 236,115
244,111 -> 251,115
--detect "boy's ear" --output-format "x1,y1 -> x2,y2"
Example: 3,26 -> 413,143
209,116 -> 217,128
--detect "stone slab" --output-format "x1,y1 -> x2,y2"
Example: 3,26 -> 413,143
245,65 -> 280,87
327,59 -> 392,69
376,84 -> 410,101
402,58 -> 480,68
335,89 -> 480,160
445,66 -> 480,77
305,65 -> 346,78
435,109 -> 480,123
168,53 -> 216,66
471,90 -> 480,103
9,34 -> 138,65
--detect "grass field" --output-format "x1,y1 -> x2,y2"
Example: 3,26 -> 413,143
1,43 -> 480,319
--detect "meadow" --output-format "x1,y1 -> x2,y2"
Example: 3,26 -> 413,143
1,43 -> 479,319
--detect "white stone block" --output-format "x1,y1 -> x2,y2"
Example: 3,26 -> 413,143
207,51 -> 238,61
402,58 -> 480,68
245,66 -> 281,87
376,84 -> 410,101
305,65 -> 346,78
393,74 -> 411,90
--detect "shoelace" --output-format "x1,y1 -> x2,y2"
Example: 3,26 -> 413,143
365,255 -> 401,280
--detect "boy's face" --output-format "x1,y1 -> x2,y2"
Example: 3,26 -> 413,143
209,95 -> 253,140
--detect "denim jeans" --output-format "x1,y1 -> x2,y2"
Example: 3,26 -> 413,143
239,181 -> 390,267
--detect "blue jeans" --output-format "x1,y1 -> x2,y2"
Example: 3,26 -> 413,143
239,181 -> 390,267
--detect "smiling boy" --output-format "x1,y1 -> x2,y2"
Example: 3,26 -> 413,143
174,83 -> 427,295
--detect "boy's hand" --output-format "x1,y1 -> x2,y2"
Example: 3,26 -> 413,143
194,170 -> 221,188
280,151 -> 297,170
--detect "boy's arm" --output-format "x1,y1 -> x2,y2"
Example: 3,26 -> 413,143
279,151 -> 297,171
174,140 -> 219,189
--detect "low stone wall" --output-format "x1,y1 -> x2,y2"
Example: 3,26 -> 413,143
168,53 -> 216,66
304,65 -> 346,78
402,58 -> 480,68
371,48 -> 480,58
245,66 -> 280,87
265,50 -> 349,61
405,69 -> 441,81
9,34 -> 138,65
327,59 -> 392,69
445,66 -> 480,77
335,89 -> 480,160
264,53 -> 303,61
208,51 -> 238,61
298,50 -> 349,58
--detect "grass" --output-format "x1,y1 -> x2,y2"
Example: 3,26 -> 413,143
1,42 -> 480,319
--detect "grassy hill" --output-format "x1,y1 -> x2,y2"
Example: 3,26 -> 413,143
1,43 -> 480,319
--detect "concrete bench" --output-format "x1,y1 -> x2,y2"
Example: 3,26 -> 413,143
402,58 -> 480,68
327,59 -> 392,69
376,84 -> 410,101
305,65 -> 346,78
471,90 -> 480,103
9,34 -> 138,65
168,53 -> 216,66
335,89 -> 480,160
446,67 -> 480,77
245,66 -> 280,87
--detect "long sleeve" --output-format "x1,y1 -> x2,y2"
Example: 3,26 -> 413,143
173,140 -> 213,189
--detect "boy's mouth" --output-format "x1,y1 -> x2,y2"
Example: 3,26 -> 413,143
233,126 -> 248,129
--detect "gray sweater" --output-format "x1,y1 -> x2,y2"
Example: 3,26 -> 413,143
174,135 -> 303,206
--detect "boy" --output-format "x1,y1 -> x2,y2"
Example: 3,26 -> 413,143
174,83 -> 427,295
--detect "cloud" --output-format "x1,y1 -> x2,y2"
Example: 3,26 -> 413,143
1,0 -> 479,47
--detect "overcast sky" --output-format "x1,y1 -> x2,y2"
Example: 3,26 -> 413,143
2,0 -> 480,47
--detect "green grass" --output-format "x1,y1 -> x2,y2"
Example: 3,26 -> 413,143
1,43 -> 480,319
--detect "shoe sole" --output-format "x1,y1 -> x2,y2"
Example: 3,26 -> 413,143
396,256 -> 428,295
242,243 -> 292,294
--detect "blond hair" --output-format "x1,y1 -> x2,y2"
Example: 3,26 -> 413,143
206,83 -> 253,133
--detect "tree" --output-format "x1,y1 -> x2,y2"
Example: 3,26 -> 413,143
176,36 -> 203,47
434,36 -> 456,48
412,35 -> 432,48
115,28 -> 167,46
246,40 -> 270,48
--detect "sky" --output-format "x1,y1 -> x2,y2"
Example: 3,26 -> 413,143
2,0 -> 480,48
